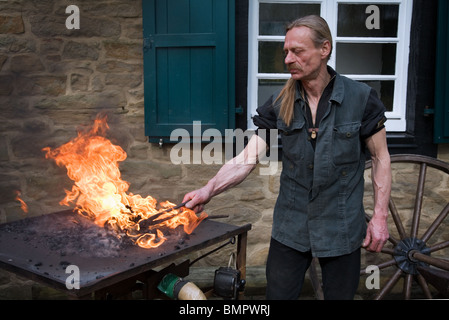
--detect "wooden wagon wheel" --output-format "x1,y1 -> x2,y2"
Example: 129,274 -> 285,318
361,154 -> 449,299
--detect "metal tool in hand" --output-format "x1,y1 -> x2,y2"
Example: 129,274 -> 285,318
145,200 -> 190,224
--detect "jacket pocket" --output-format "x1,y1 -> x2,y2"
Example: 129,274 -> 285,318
332,122 -> 361,165
277,118 -> 306,162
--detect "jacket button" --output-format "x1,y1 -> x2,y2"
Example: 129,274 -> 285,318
342,171 -> 347,176
308,164 -> 314,169
346,132 -> 351,138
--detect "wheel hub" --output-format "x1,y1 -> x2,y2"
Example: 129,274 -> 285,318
393,238 -> 431,274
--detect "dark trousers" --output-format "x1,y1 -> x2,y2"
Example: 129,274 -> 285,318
266,237 -> 361,300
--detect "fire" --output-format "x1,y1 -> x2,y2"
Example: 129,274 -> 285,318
42,114 -> 207,249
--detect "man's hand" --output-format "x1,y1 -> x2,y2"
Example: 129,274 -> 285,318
183,186 -> 213,213
362,215 -> 389,252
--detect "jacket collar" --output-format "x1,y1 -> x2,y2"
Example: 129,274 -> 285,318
328,66 -> 345,105
295,66 -> 344,105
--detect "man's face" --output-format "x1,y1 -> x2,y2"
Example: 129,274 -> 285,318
283,26 -> 328,81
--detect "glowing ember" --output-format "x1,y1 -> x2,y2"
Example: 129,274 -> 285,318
42,114 -> 207,249
15,190 -> 28,214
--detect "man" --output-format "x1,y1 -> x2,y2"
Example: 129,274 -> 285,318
183,15 -> 391,300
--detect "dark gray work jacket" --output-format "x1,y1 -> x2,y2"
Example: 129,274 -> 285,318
272,73 -> 371,257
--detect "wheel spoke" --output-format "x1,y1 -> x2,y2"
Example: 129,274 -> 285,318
416,273 -> 433,299
360,258 -> 397,276
429,239 -> 449,253
377,258 -> 398,270
374,268 -> 403,300
410,163 -> 427,238
389,197 -> 407,240
418,265 -> 449,297
381,247 -> 395,255
421,202 -> 449,243
412,251 -> 449,271
403,274 -> 413,299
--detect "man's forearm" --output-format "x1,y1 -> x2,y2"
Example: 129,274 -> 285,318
371,148 -> 391,221
204,162 -> 257,198
363,129 -> 391,251
203,134 -> 267,197
184,134 -> 268,211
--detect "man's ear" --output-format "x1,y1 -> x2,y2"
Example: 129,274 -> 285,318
321,40 -> 331,60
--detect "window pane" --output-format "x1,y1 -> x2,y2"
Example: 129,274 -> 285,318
259,3 -> 320,35
258,79 -> 286,106
336,43 -> 396,75
258,41 -> 288,73
361,80 -> 394,112
337,4 -> 399,37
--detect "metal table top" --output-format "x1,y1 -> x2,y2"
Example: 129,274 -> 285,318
0,210 -> 251,297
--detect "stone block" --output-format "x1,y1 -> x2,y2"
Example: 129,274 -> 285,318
0,135 -> 9,161
120,159 -> 183,180
10,134 -> 52,159
10,54 -> 45,73
105,73 -> 142,88
40,38 -> 64,54
0,75 -> 13,95
30,14 -> 120,38
35,90 -> 126,112
97,60 -> 142,73
83,2 -> 142,18
0,54 -> 7,70
0,15 -> 24,34
62,41 -> 100,61
0,35 -> 36,54
0,175 -> 21,205
103,41 -> 142,60
70,73 -> 89,92
16,76 -> 66,96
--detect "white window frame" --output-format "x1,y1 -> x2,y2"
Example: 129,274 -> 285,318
247,0 -> 413,132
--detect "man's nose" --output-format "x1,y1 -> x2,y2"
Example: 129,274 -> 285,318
284,51 -> 294,64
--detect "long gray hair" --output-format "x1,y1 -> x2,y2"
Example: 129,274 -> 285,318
276,16 -> 333,126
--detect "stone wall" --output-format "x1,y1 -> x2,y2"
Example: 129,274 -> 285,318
0,0 -> 147,221
0,0 -> 278,299
0,1 -> 448,299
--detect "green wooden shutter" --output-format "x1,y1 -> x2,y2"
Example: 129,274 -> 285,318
143,0 -> 235,143
434,0 -> 449,143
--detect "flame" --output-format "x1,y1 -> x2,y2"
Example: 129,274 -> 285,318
42,114 -> 207,249
15,190 -> 28,213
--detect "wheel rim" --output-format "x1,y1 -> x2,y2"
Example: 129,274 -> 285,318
361,154 -> 449,300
